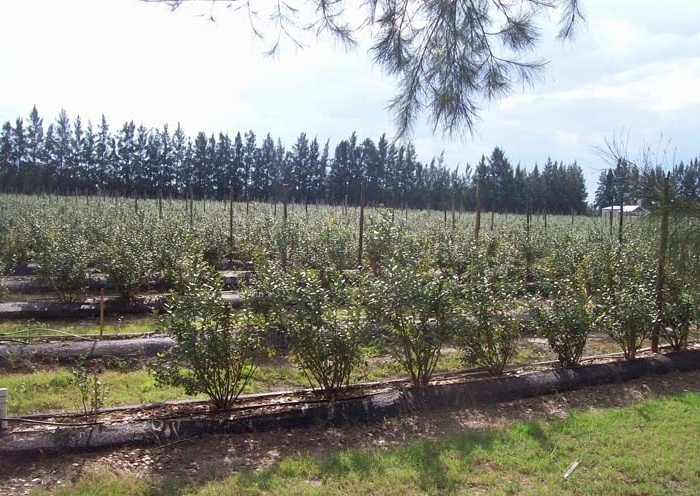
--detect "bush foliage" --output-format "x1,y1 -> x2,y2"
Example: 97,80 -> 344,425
152,258 -> 263,409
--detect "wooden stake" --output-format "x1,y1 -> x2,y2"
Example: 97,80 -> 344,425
99,288 -> 105,337
358,181 -> 366,267
0,388 -> 7,430
474,177 -> 482,242
651,174 -> 670,352
229,188 -> 234,256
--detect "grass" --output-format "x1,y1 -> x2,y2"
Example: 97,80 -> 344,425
0,315 -> 160,340
2,367 -> 199,415
30,391 -> 700,495
1,336 -> 624,415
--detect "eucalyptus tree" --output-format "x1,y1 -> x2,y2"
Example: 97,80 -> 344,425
191,131 -> 210,198
49,110 -> 72,193
11,119 -> 27,193
250,132 -> 273,200
25,106 -> 45,192
243,130 -> 258,203
0,122 -> 13,192
115,121 -> 137,196
212,132 -> 233,198
310,137 -> 328,202
171,123 -> 189,196
232,132 -> 245,200
95,115 -> 114,193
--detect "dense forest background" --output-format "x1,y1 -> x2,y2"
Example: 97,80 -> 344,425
1,107 -> 698,213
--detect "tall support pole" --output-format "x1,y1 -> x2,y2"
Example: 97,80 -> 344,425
474,177 -> 482,243
358,181 -> 366,267
229,188 -> 235,258
0,388 -> 7,430
651,173 -> 671,352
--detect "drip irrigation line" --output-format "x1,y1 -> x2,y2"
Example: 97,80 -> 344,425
7,417 -> 103,427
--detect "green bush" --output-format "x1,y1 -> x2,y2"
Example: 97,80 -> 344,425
71,359 -> 107,419
34,220 -> 92,302
594,237 -> 656,360
660,278 -> 698,351
302,215 -> 356,271
362,256 -> 457,387
251,265 -> 367,399
455,248 -> 522,376
98,213 -> 155,300
531,289 -> 592,367
152,258 -> 263,409
596,285 -> 654,359
363,211 -> 403,275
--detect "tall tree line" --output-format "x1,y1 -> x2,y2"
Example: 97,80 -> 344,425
594,158 -> 700,209
1,107 -> 588,213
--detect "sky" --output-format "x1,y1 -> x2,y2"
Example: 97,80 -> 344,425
1,0 -> 700,203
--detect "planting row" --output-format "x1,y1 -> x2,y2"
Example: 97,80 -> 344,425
152,218 -> 699,409
3,195 -> 697,304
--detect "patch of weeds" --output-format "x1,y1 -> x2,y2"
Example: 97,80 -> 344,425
71,359 -> 108,420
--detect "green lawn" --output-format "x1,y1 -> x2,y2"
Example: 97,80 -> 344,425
0,316 -> 160,340
31,391 -> 700,495
2,367 -> 198,414
1,349 -> 469,415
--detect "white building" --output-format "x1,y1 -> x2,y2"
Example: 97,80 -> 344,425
601,204 -> 649,219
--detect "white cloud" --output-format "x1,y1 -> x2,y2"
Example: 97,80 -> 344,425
499,57 -> 700,117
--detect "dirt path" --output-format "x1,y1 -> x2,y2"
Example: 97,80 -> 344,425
2,368 -> 699,495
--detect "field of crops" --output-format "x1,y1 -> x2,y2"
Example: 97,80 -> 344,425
0,193 -> 698,412
0,193 -> 670,296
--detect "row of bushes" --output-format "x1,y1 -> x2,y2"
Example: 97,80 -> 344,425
2,196 -> 698,310
0,197 -> 359,301
154,223 -> 699,409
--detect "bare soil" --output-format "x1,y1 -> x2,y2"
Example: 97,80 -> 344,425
2,368 -> 700,495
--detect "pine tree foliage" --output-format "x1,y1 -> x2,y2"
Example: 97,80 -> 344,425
14,105 -> 700,214
142,0 -> 584,137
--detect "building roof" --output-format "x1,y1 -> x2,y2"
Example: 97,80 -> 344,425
601,204 -> 648,212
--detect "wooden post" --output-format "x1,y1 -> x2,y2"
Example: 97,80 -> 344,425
543,203 -> 547,230
229,188 -> 234,256
358,181 -> 366,267
525,199 -> 532,285
651,173 -> 671,352
189,187 -> 194,229
283,183 -> 289,225
474,177 -> 482,242
158,190 -> 163,220
99,288 -> 105,337
282,184 -> 289,269
0,388 -> 7,430
618,193 -> 624,247
526,199 -> 531,236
